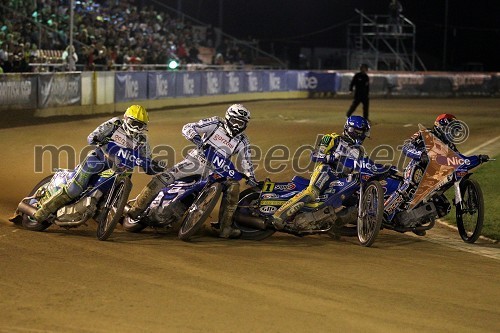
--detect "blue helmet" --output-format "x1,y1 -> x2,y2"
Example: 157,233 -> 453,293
344,116 -> 370,144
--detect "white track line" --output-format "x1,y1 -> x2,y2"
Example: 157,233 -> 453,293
464,135 -> 500,155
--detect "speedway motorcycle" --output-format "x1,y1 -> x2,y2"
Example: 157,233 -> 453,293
122,146 -> 247,241
380,125 -> 491,243
233,156 -> 390,247
9,135 -> 149,241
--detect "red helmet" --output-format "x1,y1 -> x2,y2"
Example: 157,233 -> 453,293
434,114 -> 457,139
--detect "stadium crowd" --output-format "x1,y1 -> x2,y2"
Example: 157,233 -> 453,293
0,0 -> 254,73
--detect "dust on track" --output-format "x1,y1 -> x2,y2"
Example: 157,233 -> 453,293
1,99 -> 499,333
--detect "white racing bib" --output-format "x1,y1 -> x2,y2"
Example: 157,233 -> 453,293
110,127 -> 134,149
205,127 -> 240,157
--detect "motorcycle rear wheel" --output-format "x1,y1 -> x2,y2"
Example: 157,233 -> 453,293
456,178 -> 484,243
96,177 -> 132,241
21,175 -> 53,231
357,181 -> 384,247
178,183 -> 222,241
233,189 -> 275,241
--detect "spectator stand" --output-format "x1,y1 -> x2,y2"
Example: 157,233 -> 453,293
1,0 -> 286,74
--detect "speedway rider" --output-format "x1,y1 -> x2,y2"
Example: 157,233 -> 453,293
127,104 -> 258,238
34,105 -> 159,222
268,116 -> 371,230
384,113 -> 489,235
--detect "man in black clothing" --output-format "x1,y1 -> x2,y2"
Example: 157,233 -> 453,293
346,64 -> 370,121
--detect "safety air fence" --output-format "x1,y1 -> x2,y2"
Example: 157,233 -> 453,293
0,70 -> 499,112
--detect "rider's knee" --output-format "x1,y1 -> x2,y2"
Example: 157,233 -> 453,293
303,185 -> 320,203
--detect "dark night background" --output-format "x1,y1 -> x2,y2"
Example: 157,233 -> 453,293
153,0 -> 500,71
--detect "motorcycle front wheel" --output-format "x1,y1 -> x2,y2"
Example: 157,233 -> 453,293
357,181 -> 384,247
96,177 -> 132,241
456,178 -> 484,243
21,175 -> 53,231
178,183 -> 222,241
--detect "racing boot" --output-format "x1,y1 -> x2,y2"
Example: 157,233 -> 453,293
271,186 -> 316,230
219,222 -> 241,238
270,201 -> 306,230
412,226 -> 426,236
413,230 -> 426,236
33,188 -> 72,222
218,203 -> 241,238
218,180 -> 241,239
127,178 -> 164,219
266,215 -> 285,230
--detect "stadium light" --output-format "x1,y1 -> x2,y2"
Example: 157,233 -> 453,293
168,59 -> 180,70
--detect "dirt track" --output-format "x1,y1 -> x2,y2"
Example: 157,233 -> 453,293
1,100 -> 499,332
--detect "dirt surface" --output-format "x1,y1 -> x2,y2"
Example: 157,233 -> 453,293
1,100 -> 499,332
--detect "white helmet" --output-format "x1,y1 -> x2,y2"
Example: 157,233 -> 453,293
224,104 -> 250,137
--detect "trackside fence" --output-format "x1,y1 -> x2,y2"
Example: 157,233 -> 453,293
1,70 -> 499,112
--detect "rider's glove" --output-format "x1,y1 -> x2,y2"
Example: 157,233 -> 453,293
151,159 -> 167,173
246,176 -> 259,187
192,135 -> 203,148
324,152 -> 340,164
479,154 -> 490,163
92,136 -> 109,146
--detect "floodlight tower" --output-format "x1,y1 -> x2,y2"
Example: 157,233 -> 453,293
347,9 -> 426,71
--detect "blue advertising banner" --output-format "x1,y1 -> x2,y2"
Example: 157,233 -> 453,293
0,73 -> 37,110
4,70 -> 498,114
306,71 -> 339,92
286,71 -> 309,91
115,72 -> 148,102
175,71 -> 202,97
201,71 -> 224,95
244,71 -> 263,93
261,71 -> 287,91
224,71 -> 244,94
148,72 -> 176,99
38,73 -> 81,108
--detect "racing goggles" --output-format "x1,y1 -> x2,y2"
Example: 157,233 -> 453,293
437,117 -> 457,127
228,117 -> 248,130
126,117 -> 147,130
348,126 -> 369,138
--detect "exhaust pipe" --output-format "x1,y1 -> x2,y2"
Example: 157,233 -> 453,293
234,213 -> 266,230
17,201 -> 37,218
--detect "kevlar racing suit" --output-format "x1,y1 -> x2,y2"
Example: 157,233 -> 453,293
129,116 -> 256,237
271,133 -> 362,229
383,129 -> 458,222
34,117 -> 155,222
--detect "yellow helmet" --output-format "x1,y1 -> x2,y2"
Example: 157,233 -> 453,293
123,105 -> 149,137
125,105 -> 149,123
